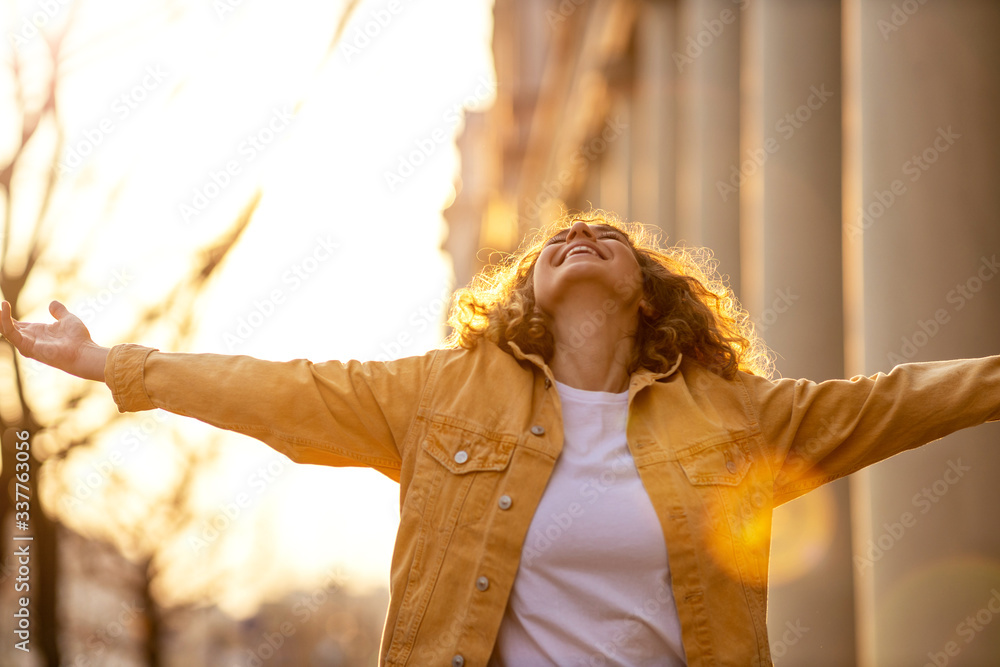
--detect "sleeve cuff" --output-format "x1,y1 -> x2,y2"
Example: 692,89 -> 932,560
105,343 -> 159,413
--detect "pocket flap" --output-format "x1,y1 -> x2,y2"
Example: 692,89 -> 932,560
677,438 -> 751,486
423,422 -> 516,474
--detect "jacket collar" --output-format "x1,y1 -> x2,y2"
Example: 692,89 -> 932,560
506,341 -> 684,393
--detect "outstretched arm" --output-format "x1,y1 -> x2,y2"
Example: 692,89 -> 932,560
3,298 -> 440,481
1,300 -> 109,381
739,356 -> 1000,505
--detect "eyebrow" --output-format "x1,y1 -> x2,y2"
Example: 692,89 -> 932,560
545,224 -> 629,244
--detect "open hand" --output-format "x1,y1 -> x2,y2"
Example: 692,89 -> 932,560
1,300 -> 109,382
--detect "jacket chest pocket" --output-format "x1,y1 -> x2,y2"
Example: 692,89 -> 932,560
676,436 -> 773,562
421,420 -> 516,529
676,437 -> 757,530
676,437 -> 752,487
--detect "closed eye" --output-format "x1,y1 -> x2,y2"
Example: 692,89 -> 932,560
546,231 -> 626,246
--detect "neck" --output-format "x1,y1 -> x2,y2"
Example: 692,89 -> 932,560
546,295 -> 639,393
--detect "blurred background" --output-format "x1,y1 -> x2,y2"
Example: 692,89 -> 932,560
1,0 -> 998,665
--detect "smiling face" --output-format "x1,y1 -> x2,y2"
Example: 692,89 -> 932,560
532,221 -> 645,316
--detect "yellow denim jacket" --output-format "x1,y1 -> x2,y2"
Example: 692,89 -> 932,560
104,340 -> 1000,666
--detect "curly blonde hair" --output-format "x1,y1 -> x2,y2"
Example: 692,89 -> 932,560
446,210 -> 773,379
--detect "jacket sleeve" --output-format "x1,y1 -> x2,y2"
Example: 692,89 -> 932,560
738,355 -> 1000,505
104,343 -> 439,481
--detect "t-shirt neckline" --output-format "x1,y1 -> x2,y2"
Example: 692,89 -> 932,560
553,379 -> 629,403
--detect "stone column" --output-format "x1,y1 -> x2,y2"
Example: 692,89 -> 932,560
740,1 -> 855,664
844,2 -> 1000,665
674,0 -> 743,296
630,0 -> 678,239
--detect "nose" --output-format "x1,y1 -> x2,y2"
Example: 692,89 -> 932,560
564,221 -> 597,243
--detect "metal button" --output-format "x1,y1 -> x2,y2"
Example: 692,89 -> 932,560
498,495 -> 512,510
476,576 -> 490,591
454,450 -> 469,464
544,377 -> 552,388
530,425 -> 545,436
726,460 -> 737,473
452,655 -> 465,667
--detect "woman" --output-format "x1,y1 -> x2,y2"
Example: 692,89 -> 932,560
3,211 -> 999,666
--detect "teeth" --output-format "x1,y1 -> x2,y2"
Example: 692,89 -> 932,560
567,246 -> 599,258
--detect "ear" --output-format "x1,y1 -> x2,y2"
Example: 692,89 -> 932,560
639,299 -> 656,318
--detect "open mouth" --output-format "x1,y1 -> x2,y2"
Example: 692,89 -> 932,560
561,243 -> 604,263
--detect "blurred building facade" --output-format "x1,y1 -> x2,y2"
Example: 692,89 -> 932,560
444,0 -> 1000,664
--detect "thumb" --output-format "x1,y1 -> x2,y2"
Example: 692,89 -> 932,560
49,300 -> 69,320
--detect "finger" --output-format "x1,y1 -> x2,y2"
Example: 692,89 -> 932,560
1,301 -> 23,347
49,300 -> 69,320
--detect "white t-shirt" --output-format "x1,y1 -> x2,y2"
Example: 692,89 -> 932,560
490,380 -> 686,666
